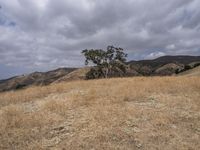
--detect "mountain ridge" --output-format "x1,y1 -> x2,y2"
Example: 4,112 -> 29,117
0,55 -> 200,92
0,68 -> 76,92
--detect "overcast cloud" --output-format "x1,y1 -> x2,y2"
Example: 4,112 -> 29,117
0,0 -> 200,79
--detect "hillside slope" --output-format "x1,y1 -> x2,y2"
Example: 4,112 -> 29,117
128,55 -> 200,75
0,68 -> 76,92
0,77 -> 199,149
178,66 -> 200,76
54,67 -> 91,83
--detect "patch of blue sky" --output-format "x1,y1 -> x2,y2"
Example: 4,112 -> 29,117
0,7 -> 16,27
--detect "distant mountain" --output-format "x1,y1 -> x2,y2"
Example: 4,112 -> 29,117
128,55 -> 200,76
0,55 -> 200,92
129,55 -> 200,66
0,68 -> 76,92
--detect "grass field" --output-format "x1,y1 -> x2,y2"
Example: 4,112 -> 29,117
0,77 -> 200,150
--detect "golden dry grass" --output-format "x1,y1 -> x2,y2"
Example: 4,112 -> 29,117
0,76 -> 200,150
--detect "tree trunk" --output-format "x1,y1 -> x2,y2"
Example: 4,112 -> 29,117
105,68 -> 109,78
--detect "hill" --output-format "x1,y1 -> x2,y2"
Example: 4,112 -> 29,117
0,76 -> 199,149
54,67 -> 91,83
0,55 -> 200,92
0,68 -> 76,92
128,55 -> 200,76
178,66 -> 200,76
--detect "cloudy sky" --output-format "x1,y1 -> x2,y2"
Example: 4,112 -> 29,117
0,0 -> 200,79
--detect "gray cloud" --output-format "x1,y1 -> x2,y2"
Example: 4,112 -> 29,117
0,0 -> 200,79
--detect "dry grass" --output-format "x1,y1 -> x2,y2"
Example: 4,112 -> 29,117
0,76 -> 200,150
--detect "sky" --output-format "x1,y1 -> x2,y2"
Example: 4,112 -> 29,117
0,0 -> 200,79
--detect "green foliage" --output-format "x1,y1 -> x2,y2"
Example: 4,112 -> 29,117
85,67 -> 103,79
82,46 -> 128,79
194,62 -> 200,68
15,84 -> 26,90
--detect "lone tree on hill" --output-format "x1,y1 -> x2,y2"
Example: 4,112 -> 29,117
82,46 -> 128,79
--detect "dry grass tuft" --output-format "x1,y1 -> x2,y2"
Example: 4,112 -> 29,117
42,99 -> 69,116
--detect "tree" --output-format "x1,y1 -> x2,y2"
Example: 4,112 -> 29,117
82,46 -> 128,79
